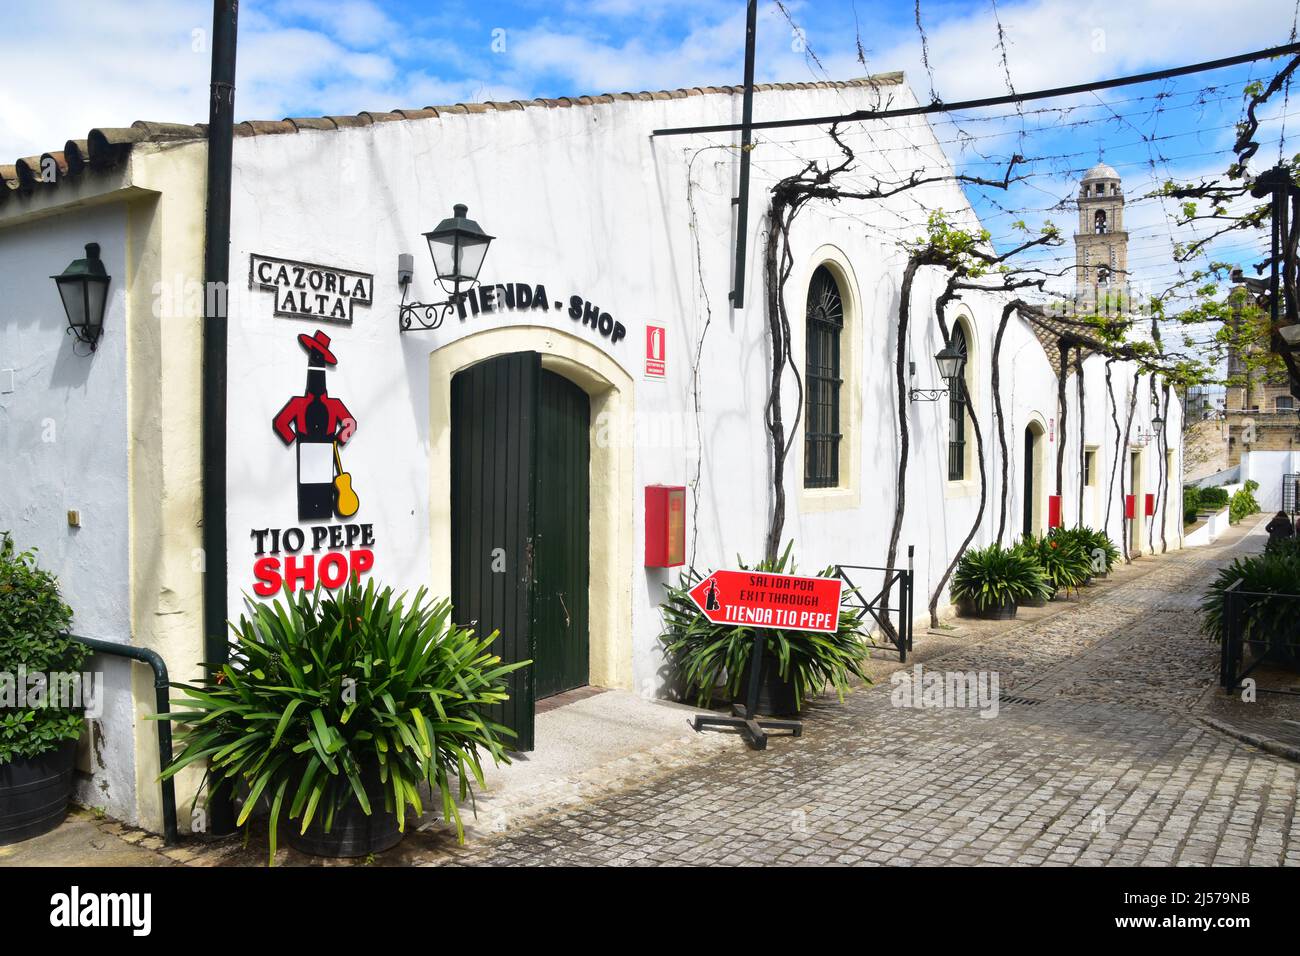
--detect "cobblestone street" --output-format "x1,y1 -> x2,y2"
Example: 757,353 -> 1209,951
438,523 -> 1300,867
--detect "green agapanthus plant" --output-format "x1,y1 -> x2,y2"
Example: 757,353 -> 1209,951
1054,526 -> 1119,575
952,543 -> 1049,610
160,579 -> 528,864
1021,531 -> 1092,596
658,542 -> 872,712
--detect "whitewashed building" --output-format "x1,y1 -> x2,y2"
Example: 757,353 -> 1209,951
0,71 -> 1182,832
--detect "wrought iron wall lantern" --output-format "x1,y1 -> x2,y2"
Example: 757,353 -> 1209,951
52,243 -> 111,352
909,343 -> 966,402
398,204 -> 494,333
1133,416 -> 1163,447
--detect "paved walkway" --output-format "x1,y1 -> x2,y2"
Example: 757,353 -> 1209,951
8,519 -> 1297,867
433,521 -> 1300,867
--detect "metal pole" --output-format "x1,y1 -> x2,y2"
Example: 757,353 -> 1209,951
201,0 -> 238,837
729,0 -> 758,308
73,636 -> 178,845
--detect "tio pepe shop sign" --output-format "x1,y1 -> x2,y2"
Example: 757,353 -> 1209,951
688,570 -> 843,634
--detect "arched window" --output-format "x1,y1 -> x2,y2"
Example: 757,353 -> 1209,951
1094,209 -> 1108,234
947,324 -> 969,481
805,265 -> 843,488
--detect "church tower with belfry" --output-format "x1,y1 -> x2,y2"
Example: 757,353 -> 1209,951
1074,161 -> 1129,312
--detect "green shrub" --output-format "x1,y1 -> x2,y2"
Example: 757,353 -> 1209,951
161,580 -> 527,863
1265,536 -> 1300,558
1199,486 -> 1230,509
1230,480 -> 1261,525
1054,526 -> 1119,574
658,542 -> 872,712
0,533 -> 86,764
1200,550 -> 1300,663
1183,487 -> 1201,525
952,543 -> 1049,610
1021,531 -> 1092,596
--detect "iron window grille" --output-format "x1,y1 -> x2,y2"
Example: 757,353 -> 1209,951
947,325 -> 968,481
805,265 -> 843,489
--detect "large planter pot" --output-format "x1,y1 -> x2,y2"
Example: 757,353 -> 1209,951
287,761 -> 403,859
737,651 -> 799,716
1021,592 -> 1049,608
0,740 -> 77,845
956,595 -> 1018,620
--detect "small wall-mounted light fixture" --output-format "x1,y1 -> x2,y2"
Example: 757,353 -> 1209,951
52,243 -> 111,352
909,343 -> 966,403
399,204 -> 494,333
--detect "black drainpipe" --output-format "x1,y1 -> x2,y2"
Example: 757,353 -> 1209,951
72,635 -> 178,846
201,0 -> 239,836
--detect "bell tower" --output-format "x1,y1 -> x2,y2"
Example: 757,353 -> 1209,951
1074,161 -> 1128,309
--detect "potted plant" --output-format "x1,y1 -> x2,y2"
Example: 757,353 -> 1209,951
0,533 -> 87,845
1200,551 -> 1300,669
1055,526 -> 1118,580
1022,532 -> 1091,599
1009,541 -> 1051,606
162,580 -> 528,864
951,543 -> 1048,619
658,543 -> 872,716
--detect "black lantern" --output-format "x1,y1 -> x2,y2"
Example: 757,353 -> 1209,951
934,343 -> 966,385
52,243 -> 111,351
423,204 -> 494,295
401,204 -> 494,332
1152,413 -> 1165,436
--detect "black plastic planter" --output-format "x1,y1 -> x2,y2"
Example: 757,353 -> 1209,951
0,740 -> 77,845
737,651 -> 799,716
956,596 -> 1018,620
287,763 -> 403,858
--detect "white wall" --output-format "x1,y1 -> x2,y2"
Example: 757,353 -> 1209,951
221,78 -> 1186,702
1240,449 -> 1300,512
0,202 -> 137,818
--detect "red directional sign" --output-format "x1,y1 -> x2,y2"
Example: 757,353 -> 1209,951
688,570 -> 843,634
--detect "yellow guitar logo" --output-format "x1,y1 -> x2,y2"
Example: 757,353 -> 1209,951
333,443 -> 360,518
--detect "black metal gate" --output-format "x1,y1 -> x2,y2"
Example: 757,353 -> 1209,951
1283,474 -> 1299,516
1219,578 -> 1300,698
835,549 -> 914,662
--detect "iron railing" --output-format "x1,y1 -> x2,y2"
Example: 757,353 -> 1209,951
1283,474 -> 1299,516
835,551 -> 914,662
1218,579 -> 1300,698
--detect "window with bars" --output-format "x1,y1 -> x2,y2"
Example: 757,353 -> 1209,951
804,265 -> 843,488
947,324 -> 968,481
1084,448 -> 1097,486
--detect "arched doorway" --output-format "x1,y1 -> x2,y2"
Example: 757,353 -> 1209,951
428,326 -> 635,753
1023,421 -> 1046,538
449,353 -> 591,751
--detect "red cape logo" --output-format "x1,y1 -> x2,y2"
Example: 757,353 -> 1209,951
272,329 -> 359,522
251,329 -> 375,596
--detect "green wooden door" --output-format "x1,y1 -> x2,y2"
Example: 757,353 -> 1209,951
450,356 -> 591,751
532,369 -> 591,699
451,352 -> 539,752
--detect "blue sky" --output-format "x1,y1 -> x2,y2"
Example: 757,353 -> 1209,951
1,0 -> 1296,308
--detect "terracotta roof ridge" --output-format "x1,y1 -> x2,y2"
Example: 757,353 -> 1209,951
0,71 -> 905,206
